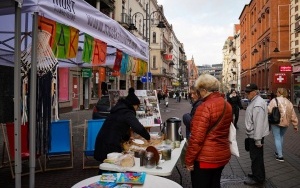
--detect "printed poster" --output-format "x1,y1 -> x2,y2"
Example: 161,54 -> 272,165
107,90 -> 162,127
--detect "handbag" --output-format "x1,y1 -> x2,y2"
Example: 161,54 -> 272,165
268,97 -> 281,124
229,122 -> 239,157
244,137 -> 250,152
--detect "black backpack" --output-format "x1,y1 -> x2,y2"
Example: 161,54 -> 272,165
268,98 -> 281,124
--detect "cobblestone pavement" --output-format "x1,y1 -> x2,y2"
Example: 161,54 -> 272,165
1,98 -> 300,187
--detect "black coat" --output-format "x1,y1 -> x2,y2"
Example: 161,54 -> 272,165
94,98 -> 150,162
227,95 -> 243,111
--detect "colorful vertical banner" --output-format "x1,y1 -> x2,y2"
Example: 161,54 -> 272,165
38,16 -> 56,48
113,49 -> 123,71
126,56 -> 134,74
38,16 -> 79,59
131,57 -> 139,76
138,60 -> 147,76
68,27 -> 79,58
92,39 -> 107,65
120,53 -> 129,74
82,34 -> 94,63
53,23 -> 70,58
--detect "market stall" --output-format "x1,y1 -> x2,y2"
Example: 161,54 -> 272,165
0,1 -> 149,187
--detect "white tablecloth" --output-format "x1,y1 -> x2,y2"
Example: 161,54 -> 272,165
99,139 -> 186,176
71,173 -> 182,188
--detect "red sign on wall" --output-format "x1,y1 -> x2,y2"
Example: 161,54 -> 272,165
164,54 -> 173,61
279,66 -> 292,72
274,73 -> 287,84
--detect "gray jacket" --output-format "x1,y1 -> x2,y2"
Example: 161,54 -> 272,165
245,95 -> 270,145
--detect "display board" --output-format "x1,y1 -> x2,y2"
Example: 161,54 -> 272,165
108,90 -> 162,127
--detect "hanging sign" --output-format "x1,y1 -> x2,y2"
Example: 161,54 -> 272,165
164,54 -> 173,61
274,73 -> 287,84
82,68 -> 92,77
279,66 -> 292,72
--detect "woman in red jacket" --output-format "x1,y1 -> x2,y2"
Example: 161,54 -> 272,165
185,74 -> 233,188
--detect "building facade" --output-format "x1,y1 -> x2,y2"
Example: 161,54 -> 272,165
222,25 -> 241,93
290,0 -> 300,105
239,0 -> 291,96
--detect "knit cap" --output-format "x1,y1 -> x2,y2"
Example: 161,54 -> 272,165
125,88 -> 140,105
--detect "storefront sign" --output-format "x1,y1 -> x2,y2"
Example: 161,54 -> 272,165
279,66 -> 292,72
164,54 -> 173,61
274,73 -> 287,84
82,68 -> 92,77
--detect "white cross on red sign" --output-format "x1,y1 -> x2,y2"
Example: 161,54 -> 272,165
274,73 -> 287,84
295,75 -> 300,83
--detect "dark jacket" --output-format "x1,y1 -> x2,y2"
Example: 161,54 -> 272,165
227,95 -> 243,110
185,92 -> 232,166
182,99 -> 203,139
94,98 -> 150,162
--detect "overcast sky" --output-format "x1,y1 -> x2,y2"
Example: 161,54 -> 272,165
157,0 -> 250,66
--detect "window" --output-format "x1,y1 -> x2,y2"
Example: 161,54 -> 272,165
153,32 -> 156,43
152,56 -> 156,69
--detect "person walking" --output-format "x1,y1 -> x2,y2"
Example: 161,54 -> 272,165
165,92 -> 169,107
227,89 -> 243,129
94,88 -> 150,174
182,86 -> 202,140
268,88 -> 299,162
243,83 -> 269,187
185,74 -> 232,188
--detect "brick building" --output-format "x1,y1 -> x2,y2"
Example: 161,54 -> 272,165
239,0 -> 291,95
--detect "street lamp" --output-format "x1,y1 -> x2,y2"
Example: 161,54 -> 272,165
252,38 -> 280,92
129,4 -> 166,90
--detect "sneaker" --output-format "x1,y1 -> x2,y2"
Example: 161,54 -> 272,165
276,156 -> 284,162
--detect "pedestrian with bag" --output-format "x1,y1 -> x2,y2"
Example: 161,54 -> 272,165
244,83 -> 269,187
185,74 -> 232,188
268,88 -> 299,162
227,89 -> 243,129
182,85 -> 202,140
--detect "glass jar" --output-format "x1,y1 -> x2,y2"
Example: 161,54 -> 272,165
144,151 -> 155,168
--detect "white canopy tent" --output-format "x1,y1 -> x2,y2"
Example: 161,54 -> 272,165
0,1 -> 149,187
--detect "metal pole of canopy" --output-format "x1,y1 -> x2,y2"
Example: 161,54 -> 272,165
29,12 -> 38,188
14,1 -> 22,187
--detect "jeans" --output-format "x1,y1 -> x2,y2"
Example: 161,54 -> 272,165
191,161 -> 224,188
271,124 -> 288,158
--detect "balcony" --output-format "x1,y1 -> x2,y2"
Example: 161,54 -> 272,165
120,13 -> 130,28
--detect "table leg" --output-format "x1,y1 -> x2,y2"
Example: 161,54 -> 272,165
176,165 -> 182,185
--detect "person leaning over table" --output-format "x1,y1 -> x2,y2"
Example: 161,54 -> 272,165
243,83 -> 269,187
268,88 -> 299,162
94,87 -> 150,174
185,74 -> 233,188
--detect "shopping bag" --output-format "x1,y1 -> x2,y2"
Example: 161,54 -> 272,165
229,122 -> 239,157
